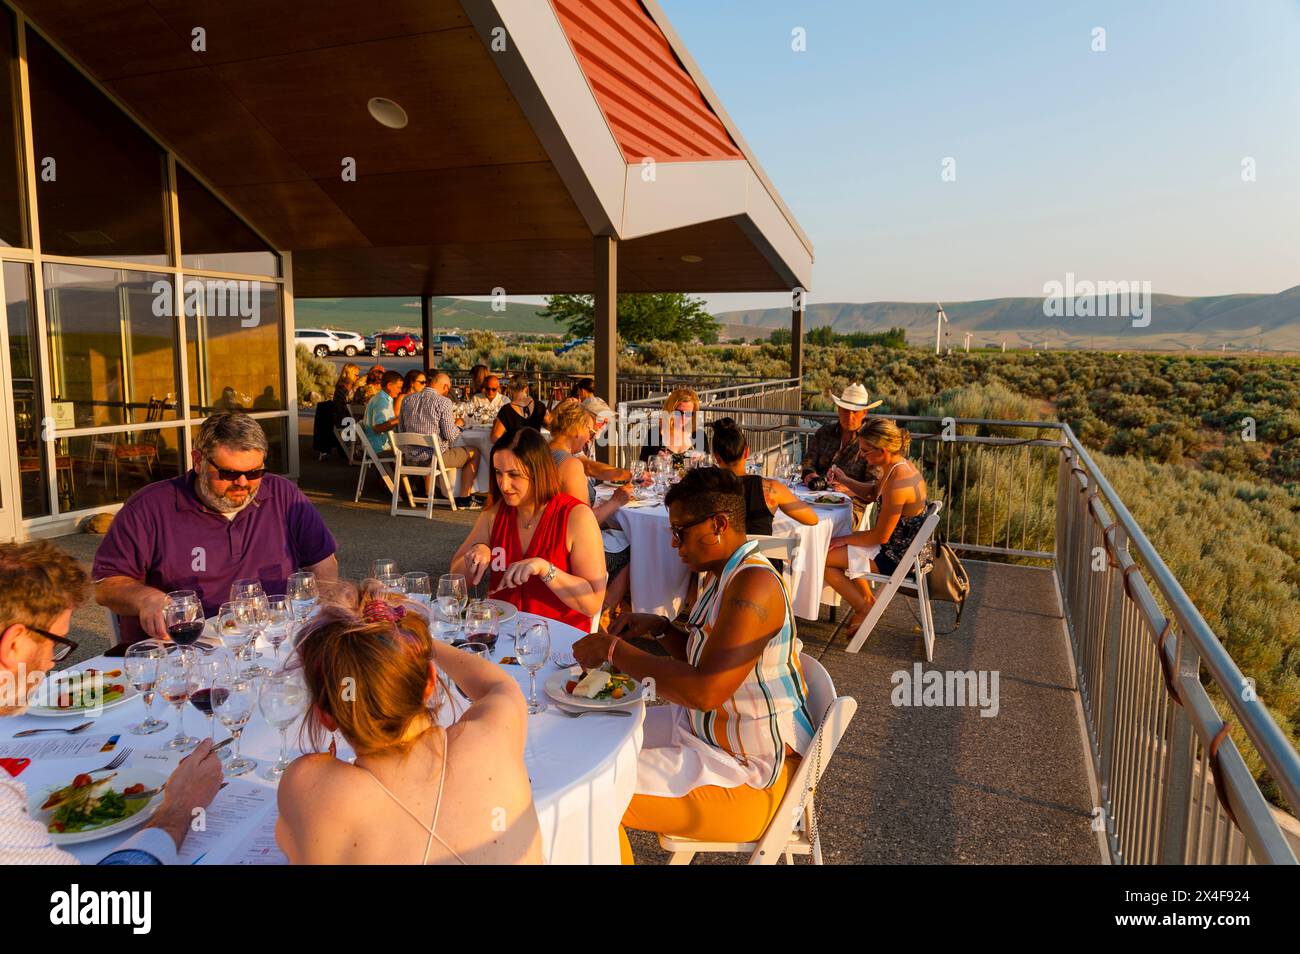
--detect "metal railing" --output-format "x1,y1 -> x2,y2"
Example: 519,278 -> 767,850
646,398 -> 1300,864
444,369 -> 782,408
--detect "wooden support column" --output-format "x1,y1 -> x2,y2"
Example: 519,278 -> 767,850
421,294 -> 434,373
593,234 -> 618,464
790,290 -> 804,381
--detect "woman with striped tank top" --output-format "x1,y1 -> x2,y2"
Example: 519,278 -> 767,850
572,467 -> 814,864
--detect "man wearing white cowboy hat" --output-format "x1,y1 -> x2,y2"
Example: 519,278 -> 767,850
800,383 -> 883,512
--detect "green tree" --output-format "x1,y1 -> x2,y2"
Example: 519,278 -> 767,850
537,292 -> 719,344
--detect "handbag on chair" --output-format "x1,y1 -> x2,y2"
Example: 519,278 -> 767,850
925,533 -> 970,627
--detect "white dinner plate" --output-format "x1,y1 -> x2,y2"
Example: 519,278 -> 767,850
479,599 -> 517,623
801,491 -> 852,507
33,767 -> 167,845
544,668 -> 645,709
25,665 -> 138,717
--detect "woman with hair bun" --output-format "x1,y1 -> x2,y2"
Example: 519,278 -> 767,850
708,417 -> 818,536
274,582 -> 542,865
824,418 -> 933,631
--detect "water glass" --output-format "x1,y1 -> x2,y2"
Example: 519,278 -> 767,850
157,648 -> 198,752
377,573 -> 406,596
286,571 -> 319,650
403,572 -> 432,610
263,596 -> 292,665
437,573 -> 468,630
369,559 -> 399,580
124,640 -> 168,735
515,621 -> 551,715
213,677 -> 258,777
229,578 -> 264,603
258,671 -> 308,781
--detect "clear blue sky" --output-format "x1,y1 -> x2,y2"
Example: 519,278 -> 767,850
655,0 -> 1300,314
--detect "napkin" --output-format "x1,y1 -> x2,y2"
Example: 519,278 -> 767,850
0,757 -> 30,778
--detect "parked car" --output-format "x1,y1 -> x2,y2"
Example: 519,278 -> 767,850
409,334 -> 424,354
370,332 -> 419,357
295,328 -> 365,357
428,334 -> 466,351
554,336 -> 594,355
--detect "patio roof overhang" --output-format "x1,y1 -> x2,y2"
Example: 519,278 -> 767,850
11,0 -> 813,298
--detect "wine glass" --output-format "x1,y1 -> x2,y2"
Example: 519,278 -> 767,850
157,648 -> 198,751
369,559 -> 399,580
377,573 -> 406,596
463,601 -> 499,654
213,676 -> 258,777
630,460 -> 646,487
164,593 -> 204,653
515,621 -> 551,715
229,578 -> 264,603
239,595 -> 272,678
191,651 -> 235,758
215,600 -> 252,656
259,671 -> 308,781
285,571 -> 319,623
263,596 -> 292,666
124,640 -> 168,735
456,641 -> 489,660
437,573 -> 468,631
403,572 -> 432,611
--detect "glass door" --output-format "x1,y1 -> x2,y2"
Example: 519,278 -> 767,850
0,261 -> 21,541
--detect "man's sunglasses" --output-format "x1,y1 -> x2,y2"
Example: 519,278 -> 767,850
670,512 -> 722,546
26,625 -> 78,661
206,458 -> 266,481
484,386 -> 500,393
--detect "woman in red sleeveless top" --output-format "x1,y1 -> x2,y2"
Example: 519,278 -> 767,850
451,427 -> 605,632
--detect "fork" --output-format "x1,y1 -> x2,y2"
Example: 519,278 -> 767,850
553,706 -> 632,719
12,721 -> 94,738
87,748 -> 132,774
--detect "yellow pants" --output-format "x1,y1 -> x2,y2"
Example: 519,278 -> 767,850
618,755 -> 798,865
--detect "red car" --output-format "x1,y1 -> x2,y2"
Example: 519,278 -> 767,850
370,332 -> 418,357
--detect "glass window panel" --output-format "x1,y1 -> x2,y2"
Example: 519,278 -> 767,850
62,425 -> 182,512
27,30 -> 168,264
6,262 -> 47,516
186,278 -> 284,416
177,167 -> 278,276
189,416 -> 286,475
43,263 -> 179,429
0,12 -> 27,247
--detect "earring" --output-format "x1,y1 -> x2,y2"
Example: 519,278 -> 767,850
711,535 -> 721,544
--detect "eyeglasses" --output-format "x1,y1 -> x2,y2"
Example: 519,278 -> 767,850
25,625 -> 78,661
414,378 -> 427,386
484,386 -> 500,393
670,512 -> 723,546
206,458 -> 266,482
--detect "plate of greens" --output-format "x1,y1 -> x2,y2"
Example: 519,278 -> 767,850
33,766 -> 166,845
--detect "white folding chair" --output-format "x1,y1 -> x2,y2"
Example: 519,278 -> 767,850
658,655 -> 858,865
844,500 -> 943,660
390,432 -> 459,517
746,533 -> 800,592
354,431 -> 396,502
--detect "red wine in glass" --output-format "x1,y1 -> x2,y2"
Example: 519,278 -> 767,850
466,630 -> 497,651
168,620 -> 205,646
190,687 -> 228,715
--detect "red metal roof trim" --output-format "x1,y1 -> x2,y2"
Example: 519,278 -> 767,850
550,0 -> 743,162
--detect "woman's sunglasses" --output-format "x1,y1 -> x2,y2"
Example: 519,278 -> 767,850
670,512 -> 722,546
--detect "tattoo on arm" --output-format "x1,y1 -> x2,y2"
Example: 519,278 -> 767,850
727,597 -> 769,623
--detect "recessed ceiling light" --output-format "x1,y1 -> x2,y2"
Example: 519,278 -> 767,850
367,97 -> 408,129
681,254 -> 703,263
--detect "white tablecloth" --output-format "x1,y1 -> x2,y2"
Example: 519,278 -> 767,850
7,613 -> 642,865
612,498 -> 853,621
456,426 -> 496,493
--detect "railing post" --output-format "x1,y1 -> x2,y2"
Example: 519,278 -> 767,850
1159,629 -> 1199,863
1097,524 -> 1127,863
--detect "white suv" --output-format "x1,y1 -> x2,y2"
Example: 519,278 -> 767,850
295,328 -> 365,357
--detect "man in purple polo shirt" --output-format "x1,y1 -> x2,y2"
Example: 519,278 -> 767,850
94,413 -> 338,651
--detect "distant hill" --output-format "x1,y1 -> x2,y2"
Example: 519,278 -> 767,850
295,297 -> 563,336
720,286 -> 1300,351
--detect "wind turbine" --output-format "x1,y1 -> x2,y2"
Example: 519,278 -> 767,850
963,332 -> 972,352
934,302 -> 948,355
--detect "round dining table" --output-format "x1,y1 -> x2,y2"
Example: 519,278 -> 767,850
7,612 -> 643,865
611,488 -> 855,621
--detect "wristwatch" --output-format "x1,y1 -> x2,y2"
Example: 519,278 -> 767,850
540,561 -> 559,585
